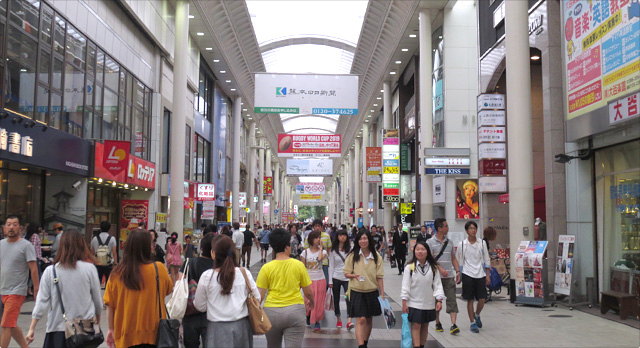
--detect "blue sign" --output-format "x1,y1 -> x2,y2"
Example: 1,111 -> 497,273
425,168 -> 470,175
383,159 -> 399,167
358,217 -> 363,228
311,108 -> 358,115
274,209 -> 279,214
602,21 -> 640,74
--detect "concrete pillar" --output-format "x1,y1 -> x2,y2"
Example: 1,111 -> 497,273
349,149 -> 355,225
354,138 -> 361,227
383,81 -> 393,232
258,138 -> 264,225
247,122 -> 256,226
505,0 -> 534,273
362,124 -> 370,226
168,0 -> 189,237
232,96 -> 242,223
419,9 -> 433,222
265,148 -> 272,224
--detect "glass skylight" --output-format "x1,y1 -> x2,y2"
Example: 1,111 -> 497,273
282,115 -> 338,133
298,176 -> 325,183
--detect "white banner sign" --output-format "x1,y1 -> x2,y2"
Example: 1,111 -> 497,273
254,73 -> 358,115
433,176 -> 446,204
479,143 -> 506,159
478,127 -> 506,143
425,158 -> 470,166
286,159 -> 333,176
238,192 -> 247,208
295,183 -> 326,194
479,176 -> 508,193
477,94 -> 505,111
609,92 -> 640,125
478,110 -> 506,127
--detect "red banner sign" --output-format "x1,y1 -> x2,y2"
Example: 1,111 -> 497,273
383,188 -> 399,196
479,159 -> 507,176
126,156 -> 156,189
277,134 -> 341,157
196,183 -> 216,201
103,140 -> 130,177
120,199 -> 148,248
264,176 -> 273,195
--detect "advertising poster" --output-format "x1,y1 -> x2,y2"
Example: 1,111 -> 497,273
103,140 -> 130,176
263,176 -> 273,195
120,200 -> 149,249
366,147 -> 382,183
562,0 -> 640,120
286,158 -> 333,176
515,240 -> 548,299
456,179 -> 480,219
555,235 -> 576,295
277,134 -> 341,157
382,129 -> 400,203
295,183 -> 325,194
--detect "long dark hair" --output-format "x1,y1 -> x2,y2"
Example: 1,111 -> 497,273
54,229 -> 94,268
409,241 -> 437,274
112,230 -> 153,290
25,223 -> 38,241
211,234 -> 237,295
331,229 -> 351,254
351,230 -> 378,264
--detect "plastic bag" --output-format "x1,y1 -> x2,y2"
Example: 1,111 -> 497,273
401,313 -> 412,348
324,288 -> 334,311
377,297 -> 396,329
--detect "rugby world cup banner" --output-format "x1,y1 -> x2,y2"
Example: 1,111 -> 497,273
295,183 -> 326,194
254,73 -> 358,115
277,134 -> 341,157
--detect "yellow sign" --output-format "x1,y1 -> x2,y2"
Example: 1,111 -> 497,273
155,213 -> 167,223
581,10 -> 621,51
400,203 -> 413,215
300,194 -> 323,200
383,166 -> 399,174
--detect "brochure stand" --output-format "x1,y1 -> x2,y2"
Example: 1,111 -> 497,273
553,235 -> 588,310
514,240 -> 554,307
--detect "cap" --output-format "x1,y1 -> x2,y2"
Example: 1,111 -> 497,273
53,223 -> 63,230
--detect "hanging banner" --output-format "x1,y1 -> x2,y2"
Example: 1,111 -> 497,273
382,129 -> 400,203
264,177 -> 273,195
366,147 -> 382,183
196,183 -> 216,201
562,0 -> 640,120
155,212 -> 167,224
554,235 -> 576,296
300,194 -> 323,201
254,73 -> 358,115
277,134 -> 341,157
286,158 -> 333,176
238,192 -> 247,208
103,140 -> 130,177
433,176 -> 446,204
120,200 -> 148,249
282,212 -> 295,222
202,201 -> 216,220
295,183 -> 325,194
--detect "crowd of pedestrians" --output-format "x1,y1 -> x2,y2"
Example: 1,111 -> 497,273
0,214 -> 495,348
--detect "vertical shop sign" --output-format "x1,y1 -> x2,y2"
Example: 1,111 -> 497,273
263,176 -> 273,195
382,129 -> 400,203
103,140 -> 130,176
366,147 -> 382,183
238,192 -> 247,208
554,235 -> 576,296
120,200 -> 149,249
400,143 -> 410,171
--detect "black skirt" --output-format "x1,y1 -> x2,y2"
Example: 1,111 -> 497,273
349,289 -> 382,318
408,307 -> 436,324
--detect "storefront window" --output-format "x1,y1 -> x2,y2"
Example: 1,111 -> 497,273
102,88 -> 117,140
39,50 -> 50,84
0,168 -> 42,225
63,63 -> 84,137
9,0 -> 39,38
5,25 -> 37,117
40,4 -> 52,46
596,141 -> 640,292
35,86 -> 48,123
194,134 -> 210,183
53,15 -> 65,55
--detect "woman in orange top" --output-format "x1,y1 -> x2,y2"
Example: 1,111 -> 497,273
104,230 -> 173,348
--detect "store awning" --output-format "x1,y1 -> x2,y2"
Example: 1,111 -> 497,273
498,185 -> 546,203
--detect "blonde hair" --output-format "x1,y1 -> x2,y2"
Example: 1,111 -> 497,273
463,180 -> 478,192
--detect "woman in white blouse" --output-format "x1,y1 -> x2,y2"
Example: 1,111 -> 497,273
194,234 -> 260,348
328,229 -> 354,330
400,241 -> 445,348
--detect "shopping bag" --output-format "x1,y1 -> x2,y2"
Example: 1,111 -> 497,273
324,289 -> 334,311
390,259 -> 397,268
401,313 -> 412,348
166,259 -> 189,319
377,297 -> 396,329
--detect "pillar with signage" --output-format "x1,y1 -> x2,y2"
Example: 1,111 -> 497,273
382,129 -> 400,206
477,94 -> 508,195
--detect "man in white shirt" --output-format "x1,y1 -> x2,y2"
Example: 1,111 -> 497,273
231,222 -> 244,265
455,221 -> 490,334
90,221 -> 118,288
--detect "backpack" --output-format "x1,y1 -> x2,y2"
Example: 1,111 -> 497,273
95,235 -> 112,266
409,263 -> 436,280
488,267 -> 503,291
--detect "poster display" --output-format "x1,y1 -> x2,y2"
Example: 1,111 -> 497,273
515,240 -> 549,299
295,183 -> 325,194
562,0 -> 640,120
202,201 -> 216,220
456,179 -> 480,219
254,73 -> 358,115
282,212 -> 295,222
120,200 -> 149,249
554,235 -> 576,295
277,134 -> 341,157
366,147 -> 382,183
382,130 -> 400,203
433,176 -> 446,204
263,177 -> 273,195
238,192 -> 247,208
286,159 -> 333,176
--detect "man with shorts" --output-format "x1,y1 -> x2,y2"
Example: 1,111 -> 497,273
258,225 -> 271,263
455,221 -> 491,333
427,218 -> 461,334
0,215 -> 39,348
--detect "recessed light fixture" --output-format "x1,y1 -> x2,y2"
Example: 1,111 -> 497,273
225,80 -> 231,83
395,61 -> 401,64
377,97 -> 381,100
243,109 -> 247,111
196,32 -> 204,36
370,110 -> 374,112
205,47 -> 212,51
230,88 -> 236,91
438,35 -> 443,39
373,104 -> 378,107
21,168 -> 28,171
213,59 -> 220,63
530,55 -> 540,60
367,115 -> 371,118
401,48 -> 408,52
188,15 -> 195,19
409,34 -> 417,38
390,71 -> 396,75
220,70 -> 226,73
124,184 -> 129,188
380,89 -> 384,93
20,69 -> 27,72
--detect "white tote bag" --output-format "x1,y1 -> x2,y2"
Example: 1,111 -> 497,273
166,258 -> 189,319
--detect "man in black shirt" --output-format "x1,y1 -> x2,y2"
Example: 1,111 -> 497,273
392,227 -> 408,275
416,225 -> 432,243
242,227 -> 259,267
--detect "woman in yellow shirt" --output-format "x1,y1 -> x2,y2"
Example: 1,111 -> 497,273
104,230 -> 173,348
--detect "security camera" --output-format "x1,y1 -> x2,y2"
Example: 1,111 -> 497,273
72,180 -> 82,189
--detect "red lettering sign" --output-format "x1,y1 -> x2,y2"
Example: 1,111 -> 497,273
103,140 -> 130,176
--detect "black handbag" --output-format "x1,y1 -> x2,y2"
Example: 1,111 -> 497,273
154,262 -> 180,348
52,266 -> 104,348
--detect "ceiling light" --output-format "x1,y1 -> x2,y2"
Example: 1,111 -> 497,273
439,35 -> 443,39
395,61 -> 401,64
21,168 -> 28,171
225,80 -> 231,83
377,97 -> 381,100
365,120 -> 369,123
205,47 -> 212,51
401,48 -> 408,52
188,15 -> 195,19
390,71 -> 396,75
531,55 -> 540,60
230,88 -> 236,91
124,184 -> 129,188
409,34 -> 417,38
220,70 -> 226,73
98,178 -> 103,183
243,109 -> 247,111
380,89 -> 384,93
213,59 -> 220,63
370,110 -> 374,112
196,32 -> 204,36
367,115 -> 371,118
373,104 -> 378,107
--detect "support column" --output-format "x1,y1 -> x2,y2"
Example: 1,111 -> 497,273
419,9 -> 434,222
362,125 -> 370,227
258,138 -> 265,226
265,148 -> 272,225
247,122 -> 256,226
232,96 -> 242,223
340,163 -> 345,225
383,81 -> 393,233
168,0 -> 189,237
354,137 -> 361,227
505,0 -> 534,274
349,148 -> 356,225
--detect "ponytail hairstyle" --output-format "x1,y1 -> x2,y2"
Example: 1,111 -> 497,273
211,234 -> 237,295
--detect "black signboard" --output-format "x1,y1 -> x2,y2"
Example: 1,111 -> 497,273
425,168 -> 470,175
0,112 -> 91,176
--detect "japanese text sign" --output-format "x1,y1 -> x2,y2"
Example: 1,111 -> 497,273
196,183 -> 216,201
103,140 -> 130,177
366,147 -> 382,183
277,134 -> 341,157
609,92 -> 639,125
382,130 -> 399,202
264,177 -> 273,195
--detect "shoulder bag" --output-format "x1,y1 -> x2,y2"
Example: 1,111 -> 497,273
240,267 -> 271,335
52,265 -> 104,348
166,258 -> 189,319
154,262 -> 181,348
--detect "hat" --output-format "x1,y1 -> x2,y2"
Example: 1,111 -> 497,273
53,223 -> 63,230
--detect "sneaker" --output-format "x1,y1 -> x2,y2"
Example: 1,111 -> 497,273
314,323 -> 321,332
450,324 -> 460,334
470,322 -> 479,333
474,314 -> 482,328
435,323 -> 443,332
347,322 -> 355,331
336,320 -> 343,329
